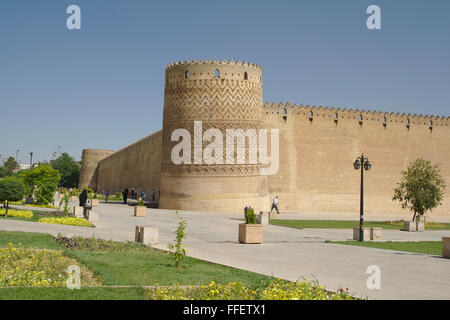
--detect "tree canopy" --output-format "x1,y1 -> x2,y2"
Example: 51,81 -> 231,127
50,153 -> 80,188
21,164 -> 60,205
0,177 -> 25,215
393,158 -> 446,221
0,156 -> 19,177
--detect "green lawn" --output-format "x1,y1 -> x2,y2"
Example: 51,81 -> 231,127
327,240 -> 443,255
270,219 -> 450,230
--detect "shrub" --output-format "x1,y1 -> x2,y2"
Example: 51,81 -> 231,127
245,208 -> 256,224
167,213 -> 188,269
0,177 -> 25,216
38,217 -> 93,227
137,198 -> 145,206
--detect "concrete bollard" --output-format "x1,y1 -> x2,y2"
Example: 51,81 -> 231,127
88,211 -> 98,222
135,226 -> 159,245
256,211 -> 269,225
370,227 -> 383,240
443,237 -> 450,259
353,227 -> 371,241
73,206 -> 84,218
403,221 -> 417,232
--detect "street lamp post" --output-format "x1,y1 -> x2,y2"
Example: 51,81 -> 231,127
353,154 -> 372,241
30,152 -> 33,169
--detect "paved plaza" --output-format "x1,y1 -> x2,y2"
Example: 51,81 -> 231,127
2,203 -> 450,299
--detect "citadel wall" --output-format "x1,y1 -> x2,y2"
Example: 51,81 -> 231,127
80,59 -> 450,216
79,149 -> 115,190
95,130 -> 162,200
262,103 -> 450,215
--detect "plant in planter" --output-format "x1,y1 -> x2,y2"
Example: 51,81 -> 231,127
393,158 -> 446,232
134,198 -> 146,217
91,193 -> 100,206
239,207 -> 263,244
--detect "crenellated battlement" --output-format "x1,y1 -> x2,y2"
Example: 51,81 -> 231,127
262,101 -> 450,126
165,58 -> 262,70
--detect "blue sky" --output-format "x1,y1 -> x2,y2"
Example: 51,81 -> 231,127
1,0 -> 449,163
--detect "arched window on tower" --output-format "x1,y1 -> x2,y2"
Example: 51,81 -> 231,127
244,72 -> 248,80
185,71 -> 189,79
214,69 -> 220,78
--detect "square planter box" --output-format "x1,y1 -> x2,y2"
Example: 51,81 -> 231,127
443,237 -> 450,259
353,227 -> 371,241
239,223 -> 263,244
403,221 -> 417,232
416,221 -> 425,232
73,206 -> 84,218
134,206 -> 147,217
91,199 -> 100,206
88,211 -> 98,222
370,227 -> 383,240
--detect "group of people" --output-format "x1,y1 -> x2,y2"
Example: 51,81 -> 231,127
122,188 -> 146,204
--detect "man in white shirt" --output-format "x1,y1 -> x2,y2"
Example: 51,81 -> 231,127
270,196 -> 280,214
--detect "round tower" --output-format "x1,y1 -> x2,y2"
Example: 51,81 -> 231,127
159,59 -> 270,213
79,149 -> 115,190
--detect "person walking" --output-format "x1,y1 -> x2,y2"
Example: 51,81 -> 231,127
141,189 -> 146,201
270,196 -> 280,214
105,190 -> 109,203
123,188 -> 129,204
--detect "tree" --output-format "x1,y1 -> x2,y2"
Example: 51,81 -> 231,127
0,177 -> 25,217
0,167 -> 7,178
21,164 -> 60,205
2,156 -> 19,176
393,158 -> 446,221
50,153 -> 80,188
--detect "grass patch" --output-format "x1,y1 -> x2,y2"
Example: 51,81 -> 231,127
270,219 -> 450,230
65,249 -> 273,288
327,240 -> 443,255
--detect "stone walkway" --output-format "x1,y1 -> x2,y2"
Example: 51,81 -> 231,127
1,203 -> 449,300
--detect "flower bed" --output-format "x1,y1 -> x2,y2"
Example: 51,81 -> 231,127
0,209 -> 34,219
147,279 -> 355,300
0,243 -> 99,287
38,217 -> 93,227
